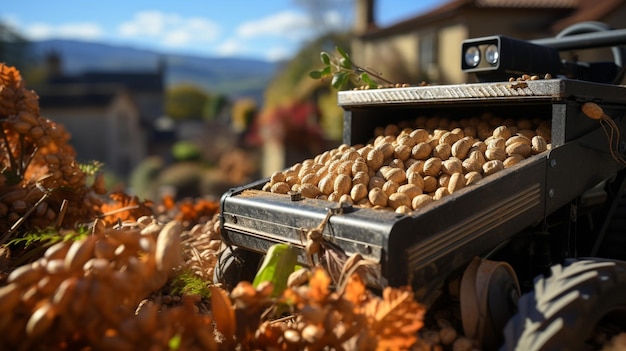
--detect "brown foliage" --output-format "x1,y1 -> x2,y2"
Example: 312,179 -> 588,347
0,62 -> 430,351
0,63 -> 100,241
213,267 -> 426,350
99,192 -> 154,226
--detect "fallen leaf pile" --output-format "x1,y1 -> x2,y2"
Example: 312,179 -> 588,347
0,64 -> 101,241
0,62 -> 430,350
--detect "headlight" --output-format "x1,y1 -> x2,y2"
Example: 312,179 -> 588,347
461,35 -> 561,81
485,44 -> 499,65
464,46 -> 481,67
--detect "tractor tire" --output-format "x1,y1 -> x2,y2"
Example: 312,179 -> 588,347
501,258 -> 626,351
213,246 -> 262,291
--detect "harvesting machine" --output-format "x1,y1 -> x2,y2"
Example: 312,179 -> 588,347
217,22 -> 626,350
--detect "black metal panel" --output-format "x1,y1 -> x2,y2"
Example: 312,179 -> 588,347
220,154 -> 547,297
546,124 -> 626,214
388,156 -> 546,302
550,101 -> 626,147
221,188 -> 396,265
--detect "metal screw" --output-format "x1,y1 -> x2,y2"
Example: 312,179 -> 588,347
288,191 -> 302,201
548,189 -> 555,198
329,201 -> 352,214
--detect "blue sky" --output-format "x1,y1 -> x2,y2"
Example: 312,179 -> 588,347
1,0 -> 444,61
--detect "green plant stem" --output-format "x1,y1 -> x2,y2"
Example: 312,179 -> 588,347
354,65 -> 395,85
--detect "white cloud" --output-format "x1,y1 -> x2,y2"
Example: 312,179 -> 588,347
236,10 -> 312,41
118,11 -> 167,37
216,38 -> 244,56
25,22 -> 104,40
118,11 -> 220,46
215,38 -> 294,61
322,10 -> 344,30
265,47 -> 292,62
235,9 -> 347,42
213,9 -> 346,60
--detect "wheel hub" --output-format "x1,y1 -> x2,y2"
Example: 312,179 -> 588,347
460,257 -> 521,350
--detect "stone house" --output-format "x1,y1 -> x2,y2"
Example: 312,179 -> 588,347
352,0 -> 626,85
37,83 -> 145,178
36,53 -> 167,179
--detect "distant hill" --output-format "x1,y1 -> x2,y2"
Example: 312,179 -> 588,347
23,39 -> 278,101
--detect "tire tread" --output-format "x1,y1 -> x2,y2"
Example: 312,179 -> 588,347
502,259 -> 626,351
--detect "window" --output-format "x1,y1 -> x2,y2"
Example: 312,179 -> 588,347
419,31 -> 438,79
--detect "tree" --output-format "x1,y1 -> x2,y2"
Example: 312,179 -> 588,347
262,32 -> 350,141
203,94 -> 229,122
231,98 -> 258,134
165,83 -> 209,121
264,32 -> 351,107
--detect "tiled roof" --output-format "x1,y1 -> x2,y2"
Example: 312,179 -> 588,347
359,0 -> 624,38
37,83 -> 123,108
48,71 -> 163,92
475,0 -> 577,8
41,68 -> 164,121
551,0 -> 624,32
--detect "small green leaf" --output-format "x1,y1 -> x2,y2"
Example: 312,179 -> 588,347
320,52 -> 331,65
339,57 -> 351,69
309,70 -> 323,79
252,243 -> 298,297
321,66 -> 331,76
331,71 -> 349,89
341,73 -> 351,88
336,46 -> 350,60
360,73 -> 377,88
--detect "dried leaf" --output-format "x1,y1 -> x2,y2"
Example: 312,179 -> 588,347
342,273 -> 366,306
320,239 -> 348,285
99,192 -> 153,225
364,286 -> 425,350
337,253 -> 381,294
173,197 -> 219,222
162,194 -> 175,210
210,285 -> 236,346
308,267 -> 331,304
